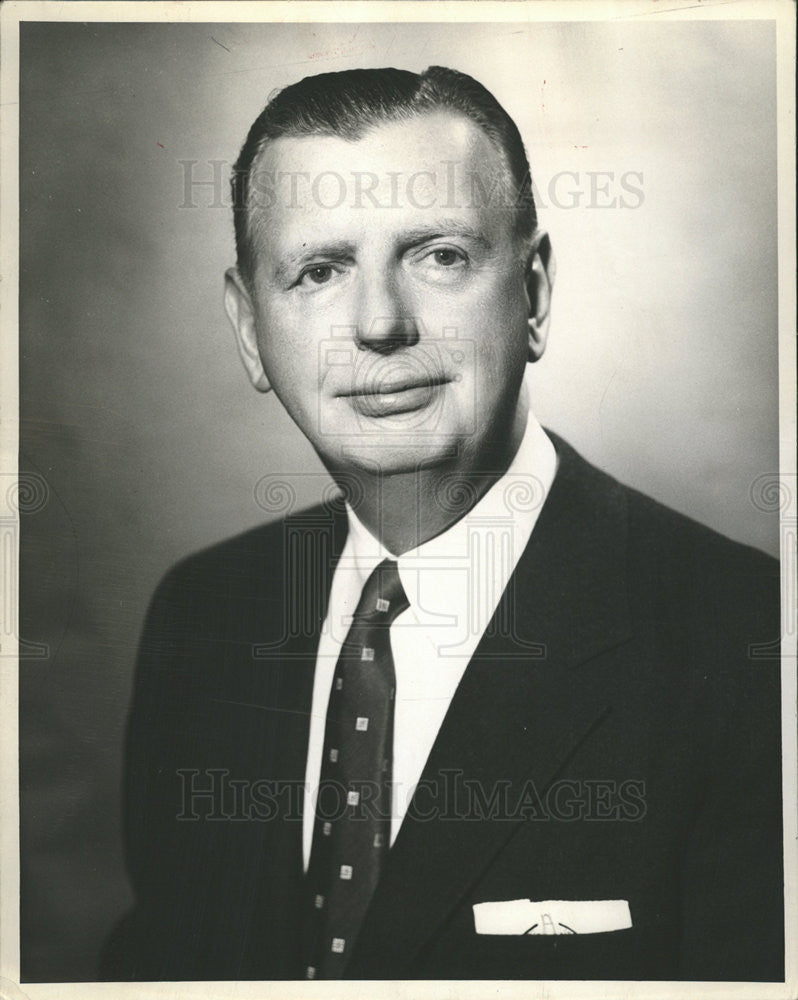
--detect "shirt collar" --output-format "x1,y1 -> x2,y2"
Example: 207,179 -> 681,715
342,409 -> 557,611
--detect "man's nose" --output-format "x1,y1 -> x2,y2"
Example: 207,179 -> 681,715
355,272 -> 419,353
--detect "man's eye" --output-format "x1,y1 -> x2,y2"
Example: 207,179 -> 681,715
431,248 -> 463,266
300,265 -> 336,286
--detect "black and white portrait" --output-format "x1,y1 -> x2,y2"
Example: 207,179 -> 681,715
4,3 -> 795,993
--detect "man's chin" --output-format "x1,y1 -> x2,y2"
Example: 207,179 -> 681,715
323,435 -> 464,479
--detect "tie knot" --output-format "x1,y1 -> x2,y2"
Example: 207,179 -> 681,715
355,558 -> 409,625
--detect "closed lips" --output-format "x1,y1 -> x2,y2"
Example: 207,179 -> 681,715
338,376 -> 449,397
339,377 -> 449,417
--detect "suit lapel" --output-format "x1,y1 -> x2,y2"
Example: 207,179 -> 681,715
243,504 -> 352,974
251,504 -> 349,869
346,436 -> 633,977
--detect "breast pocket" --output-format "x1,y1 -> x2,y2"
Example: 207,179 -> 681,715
473,898 -> 632,936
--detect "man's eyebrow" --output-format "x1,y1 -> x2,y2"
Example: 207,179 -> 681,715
397,221 -> 493,250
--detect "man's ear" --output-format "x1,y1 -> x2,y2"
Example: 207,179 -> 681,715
223,267 -> 272,392
524,231 -> 556,363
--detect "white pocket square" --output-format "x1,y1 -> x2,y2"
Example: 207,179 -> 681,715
473,898 -> 632,936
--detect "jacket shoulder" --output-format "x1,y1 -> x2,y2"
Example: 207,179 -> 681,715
157,502 -> 341,598
622,479 -> 777,583
135,503 -> 345,660
550,431 -> 777,575
548,431 -> 779,657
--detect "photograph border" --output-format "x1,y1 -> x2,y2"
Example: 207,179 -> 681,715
1,2 -> 795,998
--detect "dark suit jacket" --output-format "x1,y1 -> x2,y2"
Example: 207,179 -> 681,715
101,434 -> 784,981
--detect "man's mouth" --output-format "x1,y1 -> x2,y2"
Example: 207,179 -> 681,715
337,375 -> 450,417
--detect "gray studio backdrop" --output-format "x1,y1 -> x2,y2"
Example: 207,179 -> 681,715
19,20 -> 778,981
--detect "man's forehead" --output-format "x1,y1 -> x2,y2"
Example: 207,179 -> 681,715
252,109 -> 499,180
245,110 -> 516,258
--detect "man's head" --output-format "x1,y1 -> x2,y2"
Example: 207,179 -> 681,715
224,66 -> 554,480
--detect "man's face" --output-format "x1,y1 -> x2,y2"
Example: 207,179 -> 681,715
226,110 -> 550,476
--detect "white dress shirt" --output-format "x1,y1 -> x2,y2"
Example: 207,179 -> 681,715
302,412 -> 557,871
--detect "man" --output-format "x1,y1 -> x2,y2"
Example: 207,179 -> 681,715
102,66 -> 783,981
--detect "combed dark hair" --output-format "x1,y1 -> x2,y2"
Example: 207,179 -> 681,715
231,66 -> 538,286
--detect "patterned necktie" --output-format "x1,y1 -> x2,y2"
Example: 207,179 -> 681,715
303,558 -> 409,980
